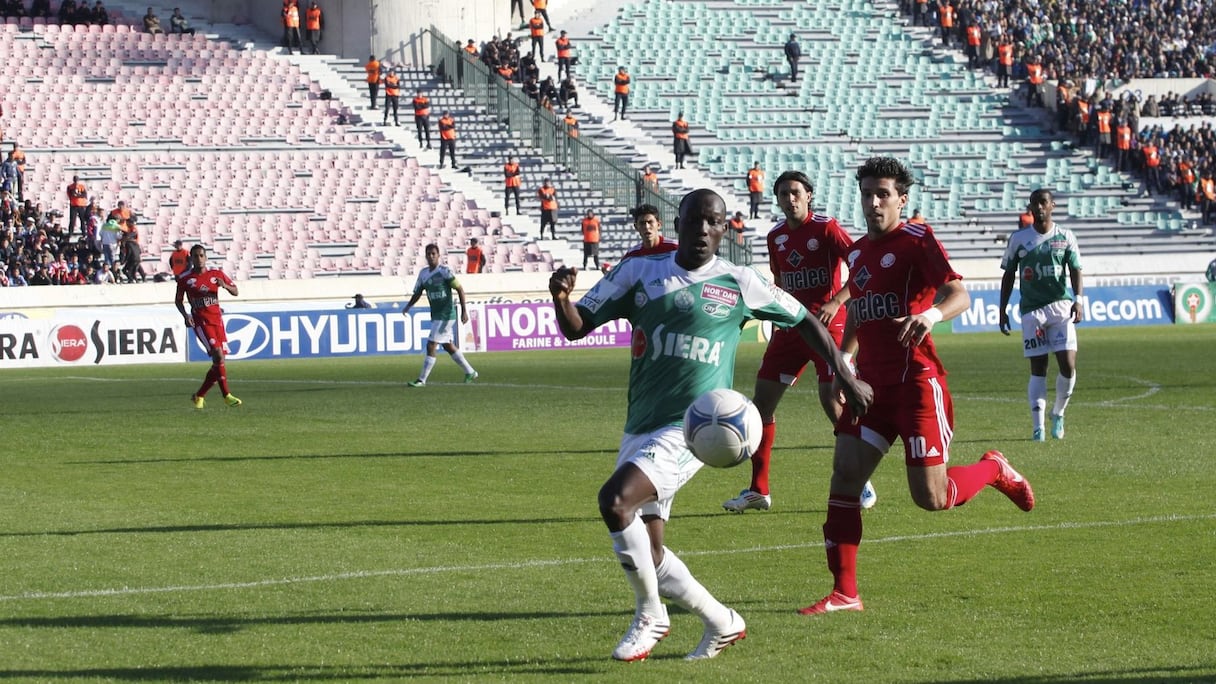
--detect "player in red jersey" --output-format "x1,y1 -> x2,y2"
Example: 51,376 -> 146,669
723,171 -> 876,513
175,244 -> 242,409
800,157 -> 1035,616
622,203 -> 677,259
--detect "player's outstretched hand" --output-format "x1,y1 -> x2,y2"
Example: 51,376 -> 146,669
549,266 -> 578,298
838,375 -> 873,421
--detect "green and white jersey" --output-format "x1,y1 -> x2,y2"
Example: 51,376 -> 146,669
578,253 -> 807,434
1000,222 -> 1082,314
412,265 -> 460,321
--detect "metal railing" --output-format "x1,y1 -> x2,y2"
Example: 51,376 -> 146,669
429,28 -> 752,266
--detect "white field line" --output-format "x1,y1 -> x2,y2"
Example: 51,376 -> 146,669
2,513 -> 1213,603
15,374 -> 1216,410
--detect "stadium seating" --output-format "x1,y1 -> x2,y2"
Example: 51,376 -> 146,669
573,0 -> 1201,260
3,23 -> 545,279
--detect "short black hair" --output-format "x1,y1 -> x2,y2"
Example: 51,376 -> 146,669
633,204 -> 660,221
1029,188 -> 1054,204
773,170 -> 813,196
677,189 -> 724,223
856,156 -> 916,195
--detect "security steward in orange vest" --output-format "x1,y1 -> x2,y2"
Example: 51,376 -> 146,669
555,30 -> 573,80
66,175 -> 90,234
1055,80 -> 1072,132
503,157 -> 522,214
581,209 -> 601,270
531,0 -> 553,31
537,178 -> 558,239
466,237 -> 486,274
1095,107 -> 1113,157
937,1 -> 955,46
1142,140 -> 1162,195
365,55 -> 381,110
1178,159 -> 1197,210
169,239 -> 190,277
746,162 -> 765,219
10,144 -> 24,201
304,1 -> 323,54
996,39 -> 1013,88
1114,120 -> 1132,171
642,165 -> 658,191
965,23 -> 981,68
412,89 -> 431,148
282,0 -> 302,54
1025,57 -> 1045,107
672,112 -> 691,169
438,112 -> 457,169
563,110 -> 579,138
727,212 -> 746,245
382,68 -> 400,126
528,11 -> 546,60
613,66 -> 630,120
1198,171 -> 1216,225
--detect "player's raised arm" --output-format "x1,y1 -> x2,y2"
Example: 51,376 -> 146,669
549,266 -> 594,340
792,314 -> 872,417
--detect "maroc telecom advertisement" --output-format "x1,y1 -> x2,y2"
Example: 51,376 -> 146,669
952,284 -> 1173,333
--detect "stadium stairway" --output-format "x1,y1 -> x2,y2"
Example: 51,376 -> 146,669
568,0 -> 1211,269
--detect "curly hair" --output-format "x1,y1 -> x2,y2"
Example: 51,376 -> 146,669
856,156 -> 916,196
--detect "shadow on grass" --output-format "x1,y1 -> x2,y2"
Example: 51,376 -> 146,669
0,512 -> 606,538
66,448 -> 617,466
0,608 -> 619,631
0,659 -> 605,680
0,661 -> 1212,682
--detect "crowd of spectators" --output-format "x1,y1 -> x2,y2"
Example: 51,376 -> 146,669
896,0 -> 1216,222
470,34 -> 581,113
1,0 -> 111,25
901,0 -> 1216,89
0,172 -> 154,287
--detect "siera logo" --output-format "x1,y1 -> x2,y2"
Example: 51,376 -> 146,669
50,325 -> 89,362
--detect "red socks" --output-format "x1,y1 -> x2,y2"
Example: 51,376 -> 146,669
945,459 -> 1000,508
750,421 -> 776,495
215,362 -> 229,396
197,362 -> 229,398
823,495 -> 862,597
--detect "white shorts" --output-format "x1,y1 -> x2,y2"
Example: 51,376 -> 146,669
618,426 -> 704,521
428,318 -> 457,345
1020,299 -> 1078,357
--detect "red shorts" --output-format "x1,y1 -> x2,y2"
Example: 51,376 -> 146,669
835,376 -> 953,466
757,324 -> 844,385
192,319 -> 229,356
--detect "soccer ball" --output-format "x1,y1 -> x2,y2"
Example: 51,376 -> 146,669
683,388 -> 763,468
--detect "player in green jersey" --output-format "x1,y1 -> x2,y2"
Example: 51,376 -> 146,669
549,189 -> 873,662
998,189 -> 1084,441
403,244 -> 478,387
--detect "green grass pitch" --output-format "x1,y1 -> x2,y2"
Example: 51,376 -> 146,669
1,325 -> 1214,682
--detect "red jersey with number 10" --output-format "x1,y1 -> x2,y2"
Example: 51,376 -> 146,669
846,222 -> 960,384
177,268 -> 234,326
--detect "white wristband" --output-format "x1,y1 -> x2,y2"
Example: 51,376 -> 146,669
839,351 -> 856,376
921,307 -> 943,325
